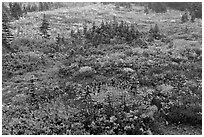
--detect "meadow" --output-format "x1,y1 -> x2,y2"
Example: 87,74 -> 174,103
2,3 -> 202,135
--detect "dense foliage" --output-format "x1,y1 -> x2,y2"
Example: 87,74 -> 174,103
148,2 -> 167,13
2,3 -> 202,135
2,11 -> 14,52
146,2 -> 202,19
69,17 -> 165,49
39,14 -> 51,39
9,2 -> 23,20
3,2 -> 61,21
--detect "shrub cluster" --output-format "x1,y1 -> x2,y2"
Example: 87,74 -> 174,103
70,18 -> 153,48
2,52 -> 46,80
2,41 -> 202,135
2,76 -> 163,135
2,2 -> 202,135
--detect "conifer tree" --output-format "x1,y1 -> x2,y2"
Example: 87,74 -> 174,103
100,20 -> 105,31
2,11 -> 14,52
56,33 -> 61,45
70,29 -> 75,38
39,14 -> 50,39
149,25 -> 154,33
153,24 -> 161,40
2,3 -> 10,15
190,11 -> 195,22
83,24 -> 88,35
181,12 -> 189,23
9,2 -> 13,12
26,4 -> 31,12
43,2 -> 49,11
92,22 -> 96,33
10,2 -> 23,20
153,24 -> 159,34
39,2 -> 44,11
61,36 -> 65,44
22,5 -> 27,15
31,5 -> 38,12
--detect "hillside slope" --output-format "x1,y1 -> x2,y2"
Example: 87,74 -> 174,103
2,3 -> 202,135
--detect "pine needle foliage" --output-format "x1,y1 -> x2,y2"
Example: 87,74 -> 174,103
71,18 -> 142,46
39,14 -> 50,39
2,11 -> 14,52
9,2 -> 23,20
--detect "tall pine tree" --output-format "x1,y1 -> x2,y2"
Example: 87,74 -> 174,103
2,11 -> 14,52
39,14 -> 50,39
39,2 -> 44,11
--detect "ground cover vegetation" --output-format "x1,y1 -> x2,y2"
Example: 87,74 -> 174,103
2,2 -> 202,135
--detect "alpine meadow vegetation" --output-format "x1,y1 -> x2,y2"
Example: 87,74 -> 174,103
2,2 -> 202,135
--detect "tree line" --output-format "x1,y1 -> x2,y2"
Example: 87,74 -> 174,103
2,2 -> 53,20
102,2 -> 202,19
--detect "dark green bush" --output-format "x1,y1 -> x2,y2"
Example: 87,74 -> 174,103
71,19 -> 142,47
2,52 -> 46,80
148,3 -> 167,13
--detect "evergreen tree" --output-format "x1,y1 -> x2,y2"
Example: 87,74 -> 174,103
70,29 -> 75,38
62,36 -> 65,44
39,14 -> 50,39
23,5 -> 27,15
181,12 -> 189,23
39,2 -> 44,11
2,3 -> 10,15
100,20 -> 105,31
26,4 -> 31,12
153,24 -> 159,33
39,2 -> 49,11
149,25 -> 154,33
55,33 -> 62,52
92,22 -> 96,33
9,2 -> 13,11
144,5 -> 149,15
31,4 -> 38,12
2,11 -> 14,52
43,2 -> 49,11
191,3 -> 202,19
56,33 -> 61,45
83,24 -> 88,35
10,2 -> 23,20
153,24 -> 161,40
190,11 -> 196,22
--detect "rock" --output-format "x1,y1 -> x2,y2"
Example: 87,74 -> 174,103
78,66 -> 95,73
147,105 -> 158,112
123,67 -> 135,73
110,38 -> 117,45
141,105 -> 158,120
12,94 -> 27,102
170,19 -> 176,23
160,19 -> 167,22
184,80 -> 197,87
147,59 -> 154,65
157,84 -> 174,96
70,62 -> 79,69
171,56 -> 183,63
